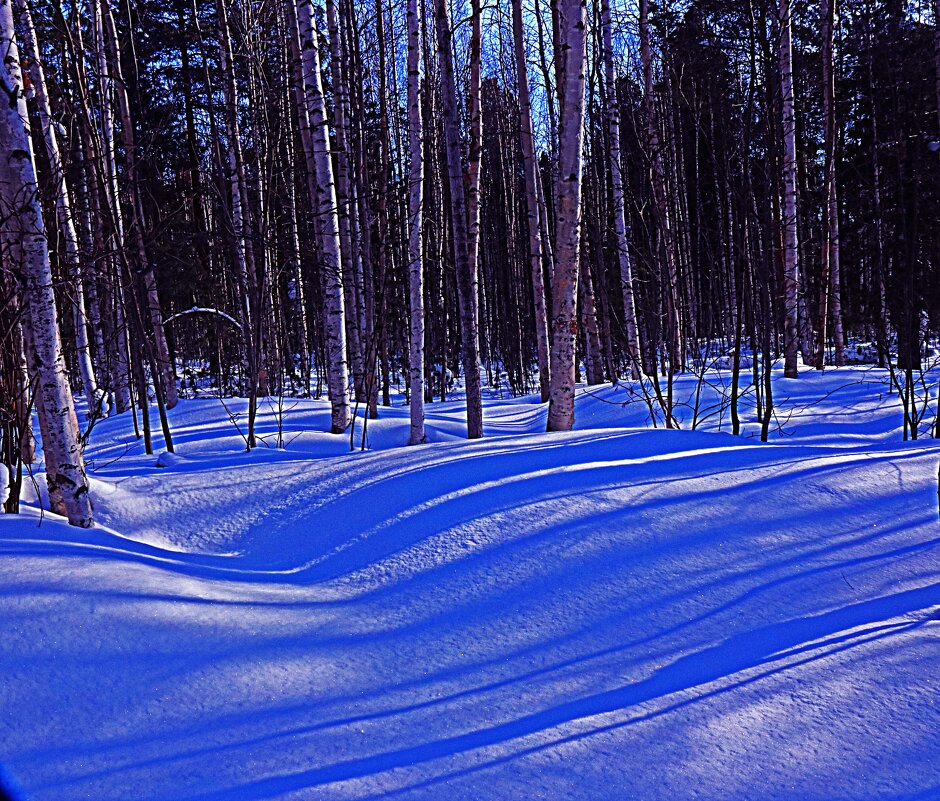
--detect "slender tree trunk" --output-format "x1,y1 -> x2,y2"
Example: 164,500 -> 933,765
601,0 -> 640,380
640,0 -> 681,394
17,0 -> 98,405
216,0 -> 259,446
433,0 -> 484,438
325,0 -> 365,402
533,0 -> 557,164
545,0 -> 588,432
0,0 -> 92,526
87,0 -> 132,413
295,0 -> 351,432
10,315 -> 34,464
512,0 -> 551,402
406,0 -> 425,444
466,0 -> 483,294
101,0 -> 178,410
369,0 -> 394,419
283,129 -> 312,394
817,0 -> 844,368
579,257 -> 604,385
778,0 -> 801,378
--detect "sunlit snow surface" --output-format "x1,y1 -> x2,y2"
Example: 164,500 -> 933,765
1,366 -> 939,800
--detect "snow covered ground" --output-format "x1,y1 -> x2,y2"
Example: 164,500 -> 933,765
1,366 -> 939,800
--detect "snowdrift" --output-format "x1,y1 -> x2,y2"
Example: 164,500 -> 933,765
1,367 -> 938,800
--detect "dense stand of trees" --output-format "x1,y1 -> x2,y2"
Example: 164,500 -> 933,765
1,0 -> 940,524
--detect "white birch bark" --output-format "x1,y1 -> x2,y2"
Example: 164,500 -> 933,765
16,0 -> 98,403
545,0 -> 588,432
434,0 -> 484,438
579,257 -> 604,385
57,4 -> 109,404
216,0 -> 254,341
406,0 -> 425,444
215,0 -> 260,443
778,0 -> 801,378
466,0 -> 483,287
90,0 -> 131,413
295,0 -> 351,433
0,0 -> 92,526
817,0 -> 844,368
325,0 -> 365,399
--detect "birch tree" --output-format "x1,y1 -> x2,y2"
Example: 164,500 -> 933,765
545,0 -> 589,432
0,0 -> 934,454
406,0 -> 425,444
434,0 -> 484,438
16,0 -> 98,405
466,0 -> 483,299
0,0 -> 92,526
295,0 -> 351,433
88,0 -> 132,414
778,0 -> 801,378
325,0 -> 365,401
816,0 -> 845,368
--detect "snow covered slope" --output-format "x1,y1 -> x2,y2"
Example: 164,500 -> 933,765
1,367 -> 939,800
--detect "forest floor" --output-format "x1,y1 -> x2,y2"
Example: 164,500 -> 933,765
1,365 -> 939,800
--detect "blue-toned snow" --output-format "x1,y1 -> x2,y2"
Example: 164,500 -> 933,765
1,365 -> 938,800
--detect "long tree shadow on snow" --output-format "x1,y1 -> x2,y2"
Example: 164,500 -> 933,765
8,430 -> 930,585
180,583 -> 939,800
16,503 -> 939,798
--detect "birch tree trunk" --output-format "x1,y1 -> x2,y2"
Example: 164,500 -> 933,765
295,0 -> 351,433
545,0 -> 588,432
512,0 -> 551,402
817,0 -> 844,368
466,0 -> 483,294
88,0 -> 132,414
16,0 -> 98,405
340,0 -> 375,409
59,3 -> 109,410
406,0 -> 425,444
325,0 -> 365,401
0,0 -> 92,526
434,0 -> 484,438
371,0 -> 393,417
601,0 -> 640,379
778,0 -> 801,378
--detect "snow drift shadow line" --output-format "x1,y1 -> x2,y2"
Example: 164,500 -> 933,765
16,516 -> 936,780
356,621 -> 923,800
178,585 -> 938,800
